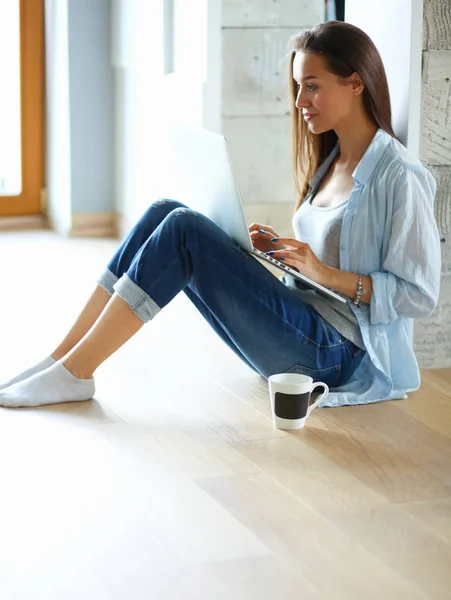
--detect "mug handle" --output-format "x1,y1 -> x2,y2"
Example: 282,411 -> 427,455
307,382 -> 329,416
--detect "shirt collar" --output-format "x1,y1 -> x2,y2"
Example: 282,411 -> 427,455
352,128 -> 392,185
310,128 -> 392,188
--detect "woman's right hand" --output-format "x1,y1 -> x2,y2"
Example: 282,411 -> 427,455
248,223 -> 280,253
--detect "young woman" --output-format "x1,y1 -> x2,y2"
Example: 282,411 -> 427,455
0,21 -> 441,409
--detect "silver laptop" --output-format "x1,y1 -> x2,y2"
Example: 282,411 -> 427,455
163,125 -> 347,304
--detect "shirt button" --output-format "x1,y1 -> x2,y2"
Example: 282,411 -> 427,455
340,245 -> 346,251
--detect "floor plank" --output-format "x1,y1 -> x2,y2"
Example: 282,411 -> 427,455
391,370 -> 451,438
197,471 -> 429,599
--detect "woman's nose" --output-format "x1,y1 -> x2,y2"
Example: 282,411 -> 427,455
295,90 -> 310,110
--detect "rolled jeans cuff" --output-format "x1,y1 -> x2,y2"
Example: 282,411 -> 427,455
113,274 -> 161,323
97,269 -> 119,295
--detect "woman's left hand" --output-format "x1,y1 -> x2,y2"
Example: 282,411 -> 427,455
268,237 -> 330,285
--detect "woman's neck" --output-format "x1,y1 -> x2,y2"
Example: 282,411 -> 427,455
334,113 -> 378,170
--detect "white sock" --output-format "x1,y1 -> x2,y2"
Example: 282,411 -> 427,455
0,362 -> 95,408
0,356 -> 56,391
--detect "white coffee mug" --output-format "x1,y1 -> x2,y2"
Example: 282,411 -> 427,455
268,373 -> 329,430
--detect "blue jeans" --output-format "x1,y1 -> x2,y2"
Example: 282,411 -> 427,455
97,199 -> 365,388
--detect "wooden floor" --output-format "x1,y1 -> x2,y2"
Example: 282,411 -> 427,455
0,230 -> 450,600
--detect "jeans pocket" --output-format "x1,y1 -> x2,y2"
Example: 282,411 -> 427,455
318,316 -> 344,347
284,363 -> 342,388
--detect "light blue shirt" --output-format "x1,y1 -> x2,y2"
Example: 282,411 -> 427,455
306,129 -> 442,407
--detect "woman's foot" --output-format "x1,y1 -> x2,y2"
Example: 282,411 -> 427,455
0,356 -> 56,391
0,362 -> 95,408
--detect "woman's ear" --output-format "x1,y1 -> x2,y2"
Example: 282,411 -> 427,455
350,72 -> 365,96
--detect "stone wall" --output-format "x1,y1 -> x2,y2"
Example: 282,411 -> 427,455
414,0 -> 451,368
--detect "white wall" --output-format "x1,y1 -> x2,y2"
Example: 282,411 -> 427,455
345,0 -> 424,156
202,0 -> 222,133
45,0 -> 115,234
45,0 -> 72,235
113,0 -> 222,232
68,0 -> 114,215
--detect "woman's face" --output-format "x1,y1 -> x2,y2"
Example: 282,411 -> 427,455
292,51 -> 359,135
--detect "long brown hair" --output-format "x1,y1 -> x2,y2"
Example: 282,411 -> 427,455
289,21 -> 396,211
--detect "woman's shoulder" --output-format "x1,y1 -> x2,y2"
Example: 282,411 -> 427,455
361,134 -> 437,215
382,136 -> 435,183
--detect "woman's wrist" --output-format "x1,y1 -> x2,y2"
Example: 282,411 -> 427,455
320,266 -> 373,303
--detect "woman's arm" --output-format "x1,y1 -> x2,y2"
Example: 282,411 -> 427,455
318,268 -> 373,304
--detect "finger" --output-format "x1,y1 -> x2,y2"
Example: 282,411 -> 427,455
270,237 -> 306,248
248,224 -> 277,235
249,223 -> 271,231
250,231 -> 278,246
250,230 -> 272,237
268,250 -> 302,260
269,252 -> 303,271
270,238 -> 302,247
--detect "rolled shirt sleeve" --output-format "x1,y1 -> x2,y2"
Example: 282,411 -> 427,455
369,164 -> 441,325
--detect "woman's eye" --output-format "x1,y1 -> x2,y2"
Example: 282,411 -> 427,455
307,84 -> 317,91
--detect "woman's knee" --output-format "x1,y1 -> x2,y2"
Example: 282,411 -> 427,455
153,198 -> 187,211
137,198 -> 188,233
148,198 -> 187,219
165,207 -> 219,244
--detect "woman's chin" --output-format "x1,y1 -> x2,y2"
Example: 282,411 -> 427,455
306,119 -> 328,135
